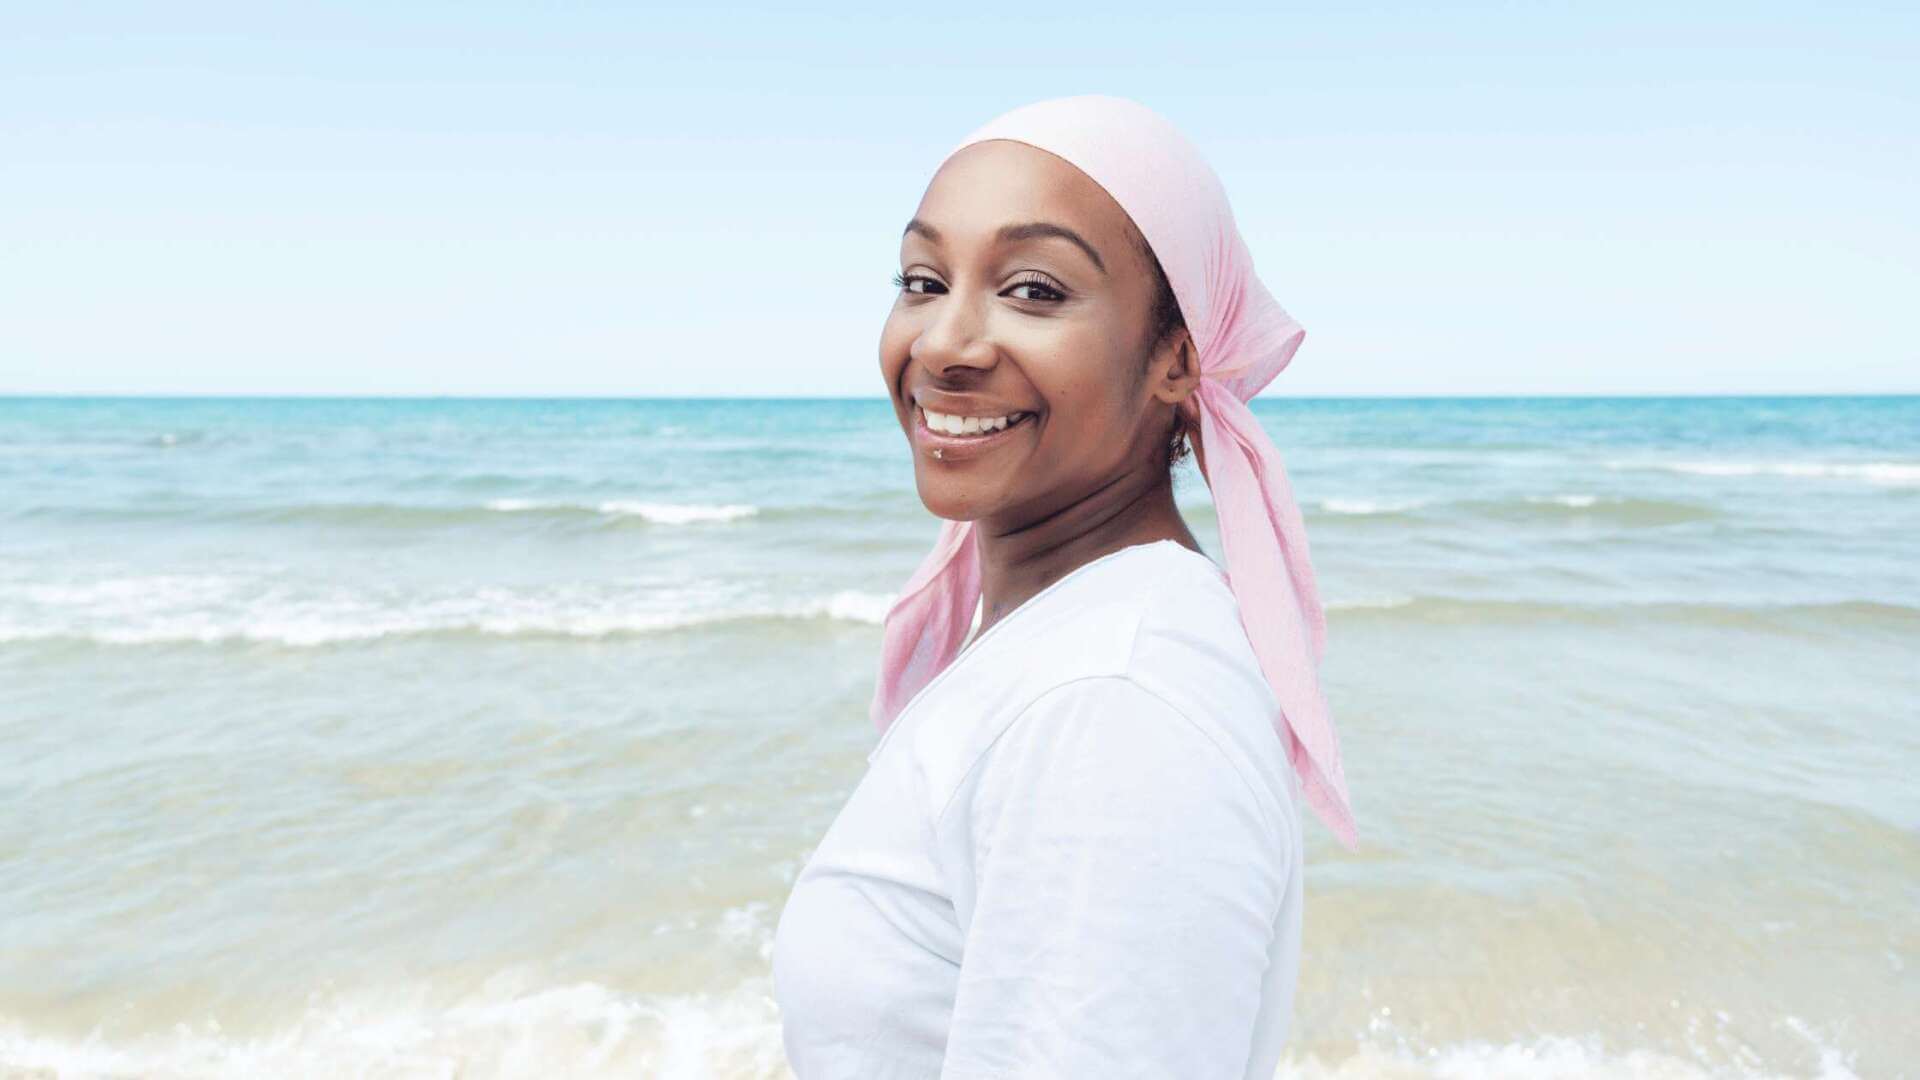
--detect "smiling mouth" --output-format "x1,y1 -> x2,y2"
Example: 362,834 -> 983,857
916,406 -> 1036,437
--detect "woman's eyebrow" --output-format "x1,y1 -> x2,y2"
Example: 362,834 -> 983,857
902,218 -> 1107,277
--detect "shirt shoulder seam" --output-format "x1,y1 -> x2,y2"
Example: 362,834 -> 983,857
929,670 -> 1277,839
1125,559 -> 1290,838
1112,670 -> 1288,840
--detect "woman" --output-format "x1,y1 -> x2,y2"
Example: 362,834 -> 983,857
771,94 -> 1358,1079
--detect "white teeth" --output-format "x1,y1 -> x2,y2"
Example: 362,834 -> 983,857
922,408 -> 1023,437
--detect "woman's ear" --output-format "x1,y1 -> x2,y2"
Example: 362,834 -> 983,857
1152,329 -> 1201,408
1152,332 -> 1207,475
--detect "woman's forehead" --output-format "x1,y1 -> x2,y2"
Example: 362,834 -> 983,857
910,139 -> 1135,253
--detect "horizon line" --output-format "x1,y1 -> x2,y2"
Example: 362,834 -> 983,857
4,390 -> 1918,402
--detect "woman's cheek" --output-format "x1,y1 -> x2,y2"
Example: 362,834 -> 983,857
877,323 -> 911,393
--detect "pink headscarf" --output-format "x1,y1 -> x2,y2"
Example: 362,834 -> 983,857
869,94 -> 1358,849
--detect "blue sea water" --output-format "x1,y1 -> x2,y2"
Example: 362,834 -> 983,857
1,395 -> 1915,1077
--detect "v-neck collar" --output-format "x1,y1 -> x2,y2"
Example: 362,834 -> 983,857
865,538 -> 1203,764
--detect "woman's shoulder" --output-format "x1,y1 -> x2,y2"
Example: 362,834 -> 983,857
1118,542 -> 1300,831
907,540 -> 1236,737
1063,539 -> 1278,717
1120,540 -> 1279,722
902,540 -> 1298,836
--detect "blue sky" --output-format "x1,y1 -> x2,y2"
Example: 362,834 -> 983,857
3,2 -> 1915,396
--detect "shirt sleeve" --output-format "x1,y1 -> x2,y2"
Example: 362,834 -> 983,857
935,675 -> 1290,1080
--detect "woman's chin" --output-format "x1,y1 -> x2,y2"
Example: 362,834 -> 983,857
913,479 -> 1000,524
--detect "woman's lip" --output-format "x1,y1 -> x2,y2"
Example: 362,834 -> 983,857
911,406 -> 1035,461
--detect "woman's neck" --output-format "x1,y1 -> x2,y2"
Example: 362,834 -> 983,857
967,464 -> 1201,642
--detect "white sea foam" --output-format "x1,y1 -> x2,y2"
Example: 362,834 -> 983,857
0,1002 -> 1864,1080
599,501 -> 759,524
1526,493 -> 1602,507
1327,593 -> 1417,611
0,580 -> 896,646
0,975 -> 793,1080
715,901 -> 776,961
1319,497 -> 1428,515
482,499 -> 760,523
1275,1033 -> 1861,1079
1605,459 -> 1920,485
809,590 -> 894,625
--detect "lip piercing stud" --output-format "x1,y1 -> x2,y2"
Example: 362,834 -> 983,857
933,448 -> 943,459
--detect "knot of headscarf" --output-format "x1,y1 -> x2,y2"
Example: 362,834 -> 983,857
867,94 -> 1358,849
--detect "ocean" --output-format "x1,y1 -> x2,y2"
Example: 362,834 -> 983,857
1,394 -> 1914,1078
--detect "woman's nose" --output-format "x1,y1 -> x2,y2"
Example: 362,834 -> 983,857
912,291 -> 998,377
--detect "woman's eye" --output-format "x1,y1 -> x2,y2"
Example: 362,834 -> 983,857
890,271 -> 1062,302
1007,275 -> 1065,303
891,272 -> 943,295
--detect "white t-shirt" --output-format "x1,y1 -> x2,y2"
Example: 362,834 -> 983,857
772,539 -> 1305,1079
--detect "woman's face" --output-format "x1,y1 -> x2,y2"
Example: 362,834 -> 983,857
880,139 -> 1190,526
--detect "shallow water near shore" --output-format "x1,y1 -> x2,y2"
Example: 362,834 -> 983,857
2,394 -> 1915,1077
